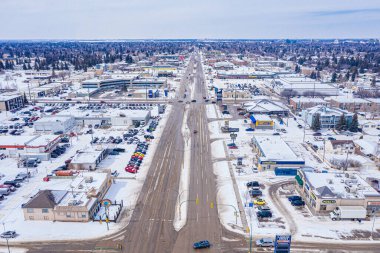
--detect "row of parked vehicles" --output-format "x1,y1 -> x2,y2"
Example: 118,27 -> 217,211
125,142 -> 149,174
287,195 -> 306,207
246,181 -> 274,219
0,172 -> 30,197
50,144 -> 69,159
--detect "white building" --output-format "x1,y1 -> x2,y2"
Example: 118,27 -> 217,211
270,76 -> 339,96
34,116 -> 76,133
302,105 -> 354,129
69,148 -> 107,170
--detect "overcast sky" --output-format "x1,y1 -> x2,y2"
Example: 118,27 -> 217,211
1,0 -> 379,39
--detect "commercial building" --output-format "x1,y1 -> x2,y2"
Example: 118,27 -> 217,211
252,135 -> 305,171
69,148 -> 107,170
329,97 -> 371,112
0,92 -> 26,111
289,97 -> 329,111
82,76 -> 166,90
243,99 -> 289,116
34,116 -> 75,133
0,135 -> 60,160
296,170 -> 380,214
302,106 -> 354,129
269,76 -> 339,96
22,172 -> 112,222
249,114 -> 274,129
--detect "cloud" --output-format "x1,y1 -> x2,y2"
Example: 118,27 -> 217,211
312,8 -> 380,17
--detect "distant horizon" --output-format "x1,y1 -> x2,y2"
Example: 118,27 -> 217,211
0,38 -> 379,42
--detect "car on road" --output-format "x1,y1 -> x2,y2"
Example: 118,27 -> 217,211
256,238 -> 274,247
291,200 -> 305,206
254,198 -> 266,206
178,100 -> 183,103
245,128 -> 255,131
313,132 -> 322,136
297,124 -> 303,128
287,196 -> 302,202
193,130 -> 198,134
228,145 -> 238,149
193,240 -> 210,249
1,231 -> 16,238
191,99 -> 197,103
257,210 -> 272,218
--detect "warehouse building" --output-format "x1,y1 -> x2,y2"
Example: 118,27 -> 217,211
0,135 -> 60,160
296,170 -> 380,214
69,148 -> 107,170
270,76 -> 339,96
252,135 -> 305,171
34,116 -> 75,133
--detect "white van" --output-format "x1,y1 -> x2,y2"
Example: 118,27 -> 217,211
0,188 -> 11,196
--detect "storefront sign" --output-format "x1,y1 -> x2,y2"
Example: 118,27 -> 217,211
322,200 -> 336,204
310,192 -> 316,200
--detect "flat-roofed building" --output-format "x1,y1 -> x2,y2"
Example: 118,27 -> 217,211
296,170 -> 380,214
252,135 -> 305,171
0,92 -> 26,111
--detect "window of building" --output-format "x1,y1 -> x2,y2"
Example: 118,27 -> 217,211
81,213 -> 87,218
27,208 -> 34,213
66,213 -> 72,218
29,216 -> 34,220
43,216 -> 49,220
42,208 -> 49,213
320,205 -> 327,211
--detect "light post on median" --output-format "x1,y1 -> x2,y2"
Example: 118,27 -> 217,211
217,203 -> 239,225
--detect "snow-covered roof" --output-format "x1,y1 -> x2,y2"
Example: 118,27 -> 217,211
303,171 -> 380,199
244,99 -> 288,113
306,105 -> 353,117
253,135 -> 303,161
71,148 -> 104,164
354,140 -> 378,155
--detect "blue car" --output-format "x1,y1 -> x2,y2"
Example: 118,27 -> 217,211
193,240 -> 210,249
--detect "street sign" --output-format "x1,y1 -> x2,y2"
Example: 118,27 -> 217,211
101,199 -> 112,207
274,234 -> 292,253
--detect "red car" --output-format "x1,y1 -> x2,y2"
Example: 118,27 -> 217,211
125,167 -> 137,174
229,145 -> 238,149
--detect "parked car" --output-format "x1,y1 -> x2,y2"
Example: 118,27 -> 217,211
257,210 -> 272,218
291,200 -> 306,206
249,190 -> 262,198
0,231 -> 16,238
246,181 -> 259,188
3,181 -> 21,188
193,240 -> 210,249
254,199 -> 266,206
256,238 -> 274,247
258,205 -> 271,212
287,196 -> 302,202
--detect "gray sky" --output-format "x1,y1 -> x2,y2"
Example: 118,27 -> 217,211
1,0 -> 379,39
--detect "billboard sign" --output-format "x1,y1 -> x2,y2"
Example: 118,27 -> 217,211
274,234 -> 291,253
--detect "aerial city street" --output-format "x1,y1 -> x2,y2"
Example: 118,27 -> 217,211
0,1 -> 380,253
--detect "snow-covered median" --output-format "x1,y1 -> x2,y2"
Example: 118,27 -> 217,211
173,105 -> 191,231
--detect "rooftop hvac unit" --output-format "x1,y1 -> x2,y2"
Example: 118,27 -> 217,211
85,176 -> 93,183
327,179 -> 333,184
345,173 -> 350,178
350,174 -> 357,179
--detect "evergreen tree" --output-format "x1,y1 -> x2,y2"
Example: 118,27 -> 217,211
349,113 -> 359,132
0,61 -> 4,70
331,72 -> 337,83
22,63 -> 27,70
336,114 -> 347,131
311,113 -> 321,131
